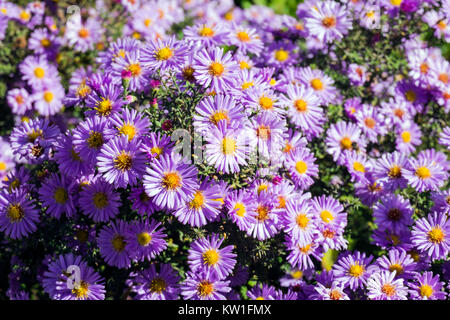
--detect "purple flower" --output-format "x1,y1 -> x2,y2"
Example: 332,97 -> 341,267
141,36 -> 188,73
403,157 -> 447,192
407,271 -> 447,300
125,219 -> 167,262
366,271 -> 408,300
373,194 -> 414,233
97,220 -> 132,269
181,270 -> 231,300
224,190 -> 257,232
39,173 -> 77,219
332,251 -> 378,290
376,248 -> 417,280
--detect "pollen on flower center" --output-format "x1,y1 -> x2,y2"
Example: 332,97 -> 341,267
438,73 -> 448,84
71,280 -> 90,299
127,63 -> 142,77
256,205 -> 269,221
381,283 -> 396,296
95,98 -> 113,116
119,123 -> 137,141
427,227 -> 444,243
294,99 -> 308,112
114,151 -> 133,171
234,202 -> 246,217
27,129 -> 43,143
197,280 -> 214,296
162,172 -> 182,190
310,78 -> 324,90
256,125 -> 271,140
149,277 -> 167,293
353,161 -> 365,173
322,16 -> 336,28
388,165 -> 402,178
236,31 -> 250,42
43,91 -> 54,103
390,0 -> 402,6
274,49 -> 289,62
40,38 -> 51,47
203,249 -> 220,266
340,136 -> 352,150
155,47 -> 173,61
78,28 -> 90,39
295,161 -> 308,174
222,137 -> 237,155
34,67 -> 45,79
415,166 -> 431,179
241,81 -> 254,90
364,117 -> 376,129
87,131 -> 104,149
296,213 -> 309,229
405,90 -> 416,102
77,83 -> 91,98
209,62 -> 225,76
348,264 -> 365,277
259,96 -> 273,110
299,244 -> 312,253
93,192 -> 109,209
54,187 -> 68,204
210,110 -> 229,125
137,232 -> 152,246
419,284 -> 433,298
389,264 -> 404,275
329,289 -> 342,300
320,210 -> 334,223
111,235 -> 126,252
183,66 -> 195,81
199,26 -> 214,37
189,191 -> 205,210
7,204 -> 24,222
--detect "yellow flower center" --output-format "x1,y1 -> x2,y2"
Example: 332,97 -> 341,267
40,38 -> 51,48
291,270 -> 303,279
208,62 -> 225,76
150,146 -> 163,157
274,49 -> 289,62
419,284 -> 433,298
234,202 -> 246,217
71,281 -> 89,299
256,205 -> 269,221
87,131 -> 104,149
437,20 -> 447,30
296,213 -> 309,229
183,66 -> 195,81
93,192 -> 108,209
77,83 -> 91,98
322,16 -> 336,28
149,277 -> 167,293
144,18 -> 152,27
199,26 -> 214,37
330,290 -> 342,300
34,67 -> 45,79
210,110 -> 229,125
189,191 -> 205,210
43,91 -> 54,103
388,264 -> 404,275
162,172 -> 182,190
114,151 -> 133,171
427,227 -> 445,243
7,204 -> 24,222
294,99 -> 307,112
390,0 -> 402,6
156,47 -> 173,61
415,166 -> 431,179
197,281 -> 214,297
348,264 -> 365,277
27,129 -> 43,143
310,78 -> 324,90
405,90 -> 416,102
222,137 -> 237,155
111,235 -> 126,252
256,125 -> 271,140
127,63 -> 142,77
299,244 -> 312,253
236,31 -> 250,42
340,137 -> 352,150
364,117 -> 376,129
277,196 -> 286,209
259,96 -> 273,110
381,284 -> 396,297
295,161 -> 308,174
353,161 -> 365,173
19,10 -> 30,21
203,249 -> 220,266
257,184 -> 268,195
388,165 -> 402,178
239,61 -> 251,69
95,98 -> 113,116
119,123 -> 137,141
241,81 -> 254,90
78,28 -> 90,39
320,210 -> 334,223
137,232 -> 152,246
54,187 -> 68,204
0,161 -> 6,171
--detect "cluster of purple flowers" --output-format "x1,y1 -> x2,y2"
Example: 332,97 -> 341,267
0,0 -> 449,301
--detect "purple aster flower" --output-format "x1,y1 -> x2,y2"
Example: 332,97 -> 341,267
372,151 -> 409,192
110,108 -> 150,142
224,189 -> 257,232
143,153 -> 199,210
28,27 -> 60,58
78,177 -> 121,222
139,132 -> 174,161
129,264 -> 181,300
343,97 -> 363,120
395,121 -> 422,155
332,251 -> 378,290
111,49 -> 151,93
97,220 -> 132,269
184,22 -> 229,47
54,133 -> 93,178
311,195 -> 347,230
125,219 -> 167,262
97,136 -> 147,188
242,86 -> 284,116
204,121 -> 249,174
418,149 -> 449,172
73,116 -> 115,165
247,193 -> 281,241
193,94 -> 243,133
373,194 -> 414,232
7,88 -> 33,115
430,189 -> 450,214
438,126 -> 450,147
181,270 -> 231,300
372,227 -> 413,251
129,185 -> 157,216
325,121 -> 366,164
39,173 -> 77,219
354,174 -> 386,207
312,282 -> 349,300
97,37 -> 141,70
395,80 -> 429,111
298,67 -> 337,105
85,82 -> 125,118
342,150 -> 371,184
281,198 -> 317,245
64,66 -> 93,107
347,63 -> 367,86
0,189 -> 39,239
316,224 -> 348,252
366,271 -> 408,300
19,55 -> 57,90
376,248 -> 417,280
403,157 -> 447,192
354,104 -> 387,143
173,179 -> 222,227
264,40 -> 298,69
32,83 -> 65,116
286,147 -> 318,190
408,271 -> 447,300
304,0 -> 352,43
141,36 -> 188,73
193,46 -> 239,93
226,22 -> 263,56
247,283 -> 277,300
411,212 -> 450,261
285,235 -> 321,271
65,15 -> 103,52
188,234 -> 237,280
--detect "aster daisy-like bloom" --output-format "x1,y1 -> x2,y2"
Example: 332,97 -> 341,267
7,88 -> 32,115
129,185 -> 157,216
141,36 -> 188,73
373,194 -> 414,233
417,149 -> 449,172
242,86 -> 284,116
226,23 -> 263,56
111,49 -> 150,93
354,104 -> 387,143
85,82 -> 125,118
97,220 -> 132,269
285,148 -> 318,190
311,195 -> 347,230
204,122 -> 249,174
366,271 -> 408,300
0,189 -> 39,239
110,108 -> 150,142
64,66 -> 93,107
28,27 -> 60,57
316,224 -> 348,252
372,151 -> 409,192
403,157 -> 447,192
411,212 -> 450,261
193,94 -> 243,133
54,133 -> 93,178
395,121 -> 422,155
19,55 -> 57,89
39,173 -> 77,219
224,190 -> 257,232
181,270 -> 231,300
354,174 -> 386,207
32,83 -> 65,116
125,219 -> 167,262
97,136 -> 147,188
281,199 -> 317,245
298,66 -> 337,105
129,264 -> 181,300
188,234 -> 237,280
430,189 -> 450,214
376,248 -> 417,280
184,23 -> 229,47
193,46 -> 239,92
325,121 -> 365,164
65,15 -> 103,52
246,192 -> 282,241
139,132 -> 174,161
285,235 -> 321,271
312,282 -> 349,300
73,116 -> 115,165
372,227 -> 413,252
173,179 -> 222,227
333,251 -> 378,290
265,40 -> 298,69
78,177 -> 121,222
381,98 -> 415,128
342,150 -> 371,184
304,0 -> 352,43
408,271 -> 447,300
143,153 -> 199,210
